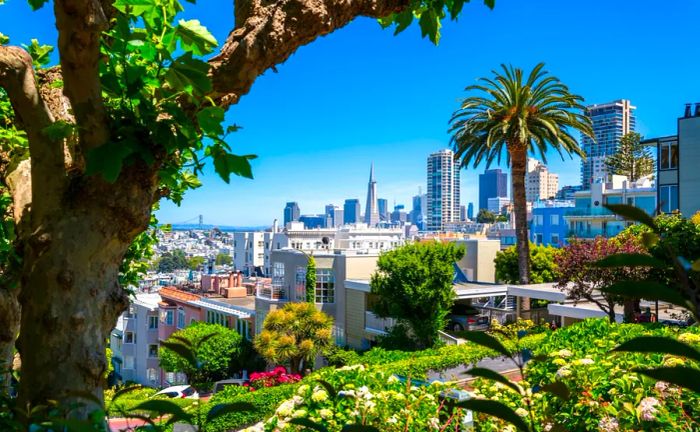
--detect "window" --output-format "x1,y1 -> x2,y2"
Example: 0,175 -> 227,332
315,269 -> 335,304
148,316 -> 158,329
533,215 -> 543,225
177,308 -> 185,329
295,267 -> 307,301
659,140 -> 679,170
535,234 -> 543,244
124,332 -> 135,344
551,234 -> 560,245
124,356 -> 135,370
148,344 -> 158,358
550,214 -> 559,226
659,185 -> 679,213
147,368 -> 158,383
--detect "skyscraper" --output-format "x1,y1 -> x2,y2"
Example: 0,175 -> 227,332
343,199 -> 361,224
467,202 -> 474,220
283,202 -> 300,226
364,164 -> 379,226
479,169 -> 508,210
459,205 -> 466,222
427,149 -> 461,231
580,99 -> 636,186
324,204 -> 343,228
525,158 -> 559,202
377,198 -> 388,222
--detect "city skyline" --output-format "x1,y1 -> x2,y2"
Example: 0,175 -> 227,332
5,1 -> 700,226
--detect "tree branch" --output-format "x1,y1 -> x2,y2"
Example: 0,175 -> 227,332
54,0 -> 109,152
209,0 -> 409,107
0,46 -> 64,221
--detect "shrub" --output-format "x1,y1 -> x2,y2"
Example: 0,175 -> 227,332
495,243 -> 560,284
249,367 -> 301,389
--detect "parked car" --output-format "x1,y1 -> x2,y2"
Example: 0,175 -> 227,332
213,378 -> 249,394
153,385 -> 199,399
446,304 -> 490,331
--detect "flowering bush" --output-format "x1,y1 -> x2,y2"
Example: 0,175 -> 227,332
249,367 -> 302,390
471,319 -> 700,431
243,365 -> 467,431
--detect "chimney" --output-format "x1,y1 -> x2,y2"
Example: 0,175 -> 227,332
695,103 -> 700,117
685,104 -> 693,118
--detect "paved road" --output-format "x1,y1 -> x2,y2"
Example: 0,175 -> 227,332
427,355 -> 521,383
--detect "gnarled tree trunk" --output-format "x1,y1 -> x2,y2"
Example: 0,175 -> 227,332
0,286 -> 19,396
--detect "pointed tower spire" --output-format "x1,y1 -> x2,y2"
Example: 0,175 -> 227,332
369,163 -> 375,183
364,163 -> 379,226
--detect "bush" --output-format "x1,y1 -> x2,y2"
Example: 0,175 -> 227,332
495,243 -> 560,284
249,366 -> 301,389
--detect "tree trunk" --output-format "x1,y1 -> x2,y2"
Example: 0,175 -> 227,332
0,286 -> 20,396
510,144 -> 531,314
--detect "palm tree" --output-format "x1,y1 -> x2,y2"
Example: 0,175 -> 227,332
449,63 -> 593,288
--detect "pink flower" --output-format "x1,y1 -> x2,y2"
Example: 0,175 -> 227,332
637,397 -> 660,421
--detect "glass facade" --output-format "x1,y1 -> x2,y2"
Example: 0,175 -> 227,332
315,269 -> 335,304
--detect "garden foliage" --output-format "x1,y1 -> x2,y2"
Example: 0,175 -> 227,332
495,244 -> 560,284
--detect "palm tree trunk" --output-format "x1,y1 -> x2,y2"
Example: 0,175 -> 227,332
510,144 -> 531,314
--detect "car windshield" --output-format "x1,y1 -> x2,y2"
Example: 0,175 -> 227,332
182,387 -> 195,396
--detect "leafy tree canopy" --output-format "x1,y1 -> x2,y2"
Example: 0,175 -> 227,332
254,302 -> 333,374
476,208 -> 497,224
604,132 -> 654,182
159,321 -> 245,385
495,244 -> 560,284
370,241 -> 465,349
157,249 -> 189,273
215,253 -> 232,266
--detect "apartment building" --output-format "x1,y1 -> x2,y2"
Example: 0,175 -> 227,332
525,158 -> 558,202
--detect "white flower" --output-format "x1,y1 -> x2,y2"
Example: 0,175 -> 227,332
292,395 -> 304,405
292,409 -> 307,418
241,422 -> 265,432
576,358 -> 595,366
543,423 -> 553,431
297,384 -> 309,395
515,408 -> 528,417
275,400 -> 295,417
387,416 -> 398,424
387,375 -> 399,384
311,389 -> 328,402
428,417 -> 440,430
637,396 -> 660,421
556,367 -> 572,378
319,409 -> 333,419
598,416 -> 619,431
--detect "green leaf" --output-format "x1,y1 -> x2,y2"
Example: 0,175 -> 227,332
42,121 -> 74,141
464,367 -> 521,394
455,399 -> 530,432
175,19 -> 218,55
418,8 -> 441,45
289,418 -> 329,432
85,141 -> 135,183
483,0 -> 496,9
602,280 -> 692,310
0,32 -> 8,46
613,336 -> 700,363
634,366 -> 700,394
27,0 -> 48,11
130,400 -> 192,423
212,151 -> 256,183
51,419 -> 98,432
540,381 -> 570,401
604,204 -> 657,232
692,258 -> 700,272
165,53 -> 212,95
341,425 -> 381,432
641,232 -> 659,248
23,39 -> 53,68
594,253 -> 666,269
159,341 -> 197,368
197,106 -> 225,136
206,402 -> 254,422
113,0 -> 157,16
449,0 -> 466,19
392,9 -> 414,35
459,331 -> 512,358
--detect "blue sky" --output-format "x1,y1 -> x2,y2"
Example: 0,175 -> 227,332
3,0 -> 700,226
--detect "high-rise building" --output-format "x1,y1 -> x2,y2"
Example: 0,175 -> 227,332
467,202 -> 474,220
459,205 -> 467,222
377,198 -> 388,222
343,199 -> 361,224
479,169 -> 508,210
364,164 -> 379,226
556,185 -> 583,201
410,194 -> 425,228
390,205 -> 407,224
427,149 -> 461,231
283,202 -> 300,226
525,158 -> 559,202
324,204 -> 343,228
580,99 -> 636,187
299,214 -> 326,229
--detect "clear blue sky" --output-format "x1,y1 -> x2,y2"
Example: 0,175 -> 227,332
3,0 -> 699,226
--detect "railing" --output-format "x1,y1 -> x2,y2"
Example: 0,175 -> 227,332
256,283 -> 288,301
438,331 -> 464,346
364,311 -> 395,334
565,208 -> 617,217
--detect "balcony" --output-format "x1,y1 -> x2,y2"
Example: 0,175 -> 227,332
567,227 -> 622,239
364,311 -> 395,335
256,283 -> 288,301
564,207 -> 617,219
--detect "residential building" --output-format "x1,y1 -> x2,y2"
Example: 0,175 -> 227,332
334,224 -> 404,251
487,197 -> 511,215
299,214 -> 325,229
529,200 -> 574,247
564,175 -> 655,239
460,205 -> 466,222
525,158 -> 559,202
643,103 -> 700,216
556,185 -> 583,201
111,293 -> 162,387
580,99 -> 636,187
479,168 -> 507,210
467,202 -> 474,220
324,205 -> 344,228
283,202 -> 300,226
233,231 -> 274,276
377,198 -> 388,222
427,149 -> 461,231
273,222 -> 336,252
364,164 -> 380,227
343,199 -> 361,224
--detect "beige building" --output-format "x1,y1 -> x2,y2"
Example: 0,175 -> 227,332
525,158 -> 559,202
